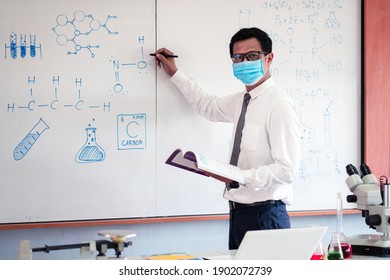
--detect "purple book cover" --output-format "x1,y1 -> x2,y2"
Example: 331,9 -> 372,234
165,149 -> 207,176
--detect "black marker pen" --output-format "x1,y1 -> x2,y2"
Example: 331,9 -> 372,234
150,53 -> 178,58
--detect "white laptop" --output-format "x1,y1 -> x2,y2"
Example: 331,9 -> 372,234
204,226 -> 328,260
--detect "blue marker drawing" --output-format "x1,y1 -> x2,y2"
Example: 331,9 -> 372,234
13,118 -> 49,161
110,36 -> 150,95
5,32 -> 42,59
20,34 -> 26,58
52,10 -> 118,58
117,114 -> 146,150
75,124 -> 105,163
30,34 -> 37,57
10,33 -> 17,59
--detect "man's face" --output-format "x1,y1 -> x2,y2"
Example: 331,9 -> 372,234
232,38 -> 273,89
232,37 -> 264,61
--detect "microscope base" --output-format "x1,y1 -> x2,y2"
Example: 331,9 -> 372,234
348,234 -> 390,257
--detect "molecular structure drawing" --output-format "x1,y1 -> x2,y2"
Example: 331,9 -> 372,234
52,10 -> 118,58
110,36 -> 150,95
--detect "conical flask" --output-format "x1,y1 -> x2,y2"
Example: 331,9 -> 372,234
327,232 -> 344,260
75,127 -> 105,163
310,241 -> 325,260
327,192 -> 352,259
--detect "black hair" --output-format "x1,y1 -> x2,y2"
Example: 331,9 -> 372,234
229,27 -> 272,56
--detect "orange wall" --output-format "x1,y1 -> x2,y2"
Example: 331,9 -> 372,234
364,0 -> 390,177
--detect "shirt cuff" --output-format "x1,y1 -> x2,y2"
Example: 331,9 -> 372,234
170,70 -> 187,86
242,169 -> 253,186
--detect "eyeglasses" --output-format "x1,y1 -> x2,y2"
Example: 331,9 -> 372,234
231,51 -> 268,63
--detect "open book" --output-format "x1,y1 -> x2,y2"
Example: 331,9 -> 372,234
165,148 -> 244,184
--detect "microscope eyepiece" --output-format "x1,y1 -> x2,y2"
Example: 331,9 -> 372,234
360,164 -> 372,177
346,164 -> 359,176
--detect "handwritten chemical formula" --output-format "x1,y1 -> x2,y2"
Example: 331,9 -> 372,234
241,0 -> 352,182
110,35 -> 150,95
6,76 -> 111,114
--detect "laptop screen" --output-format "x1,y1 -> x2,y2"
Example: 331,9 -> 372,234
233,226 -> 328,260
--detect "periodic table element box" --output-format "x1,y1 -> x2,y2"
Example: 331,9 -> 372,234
117,114 -> 147,150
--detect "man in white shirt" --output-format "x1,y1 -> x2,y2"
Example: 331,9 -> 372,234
154,27 -> 301,250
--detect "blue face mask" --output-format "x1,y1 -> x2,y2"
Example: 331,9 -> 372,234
232,59 -> 265,86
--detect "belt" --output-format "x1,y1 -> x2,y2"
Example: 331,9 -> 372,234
229,200 -> 281,210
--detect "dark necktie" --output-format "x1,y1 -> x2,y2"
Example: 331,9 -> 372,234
227,93 -> 251,189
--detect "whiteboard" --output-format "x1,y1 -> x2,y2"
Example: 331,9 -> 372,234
0,0 -> 157,223
157,0 -> 362,214
0,0 -> 361,224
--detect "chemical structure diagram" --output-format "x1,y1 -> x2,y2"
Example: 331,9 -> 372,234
273,11 -> 342,74
6,75 -> 111,114
110,35 -> 150,95
52,10 -> 118,58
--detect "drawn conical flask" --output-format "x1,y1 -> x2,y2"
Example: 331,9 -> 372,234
75,127 -> 105,163
326,11 -> 341,28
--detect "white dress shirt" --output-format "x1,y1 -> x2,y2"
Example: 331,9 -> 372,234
170,70 -> 301,205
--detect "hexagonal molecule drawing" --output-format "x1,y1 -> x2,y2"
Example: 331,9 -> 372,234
52,10 -> 118,58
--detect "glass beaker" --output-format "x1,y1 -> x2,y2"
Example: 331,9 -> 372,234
327,232 -> 345,260
76,127 -> 105,163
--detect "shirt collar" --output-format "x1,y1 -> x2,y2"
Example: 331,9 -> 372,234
247,76 -> 275,99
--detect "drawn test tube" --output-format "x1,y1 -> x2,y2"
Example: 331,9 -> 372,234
20,34 -> 27,58
30,34 -> 36,58
239,9 -> 250,28
13,118 -> 49,161
10,33 -> 17,59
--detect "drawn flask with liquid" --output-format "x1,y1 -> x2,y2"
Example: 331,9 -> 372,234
75,127 -> 105,163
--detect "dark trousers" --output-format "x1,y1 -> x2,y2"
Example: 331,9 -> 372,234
228,200 -> 291,250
